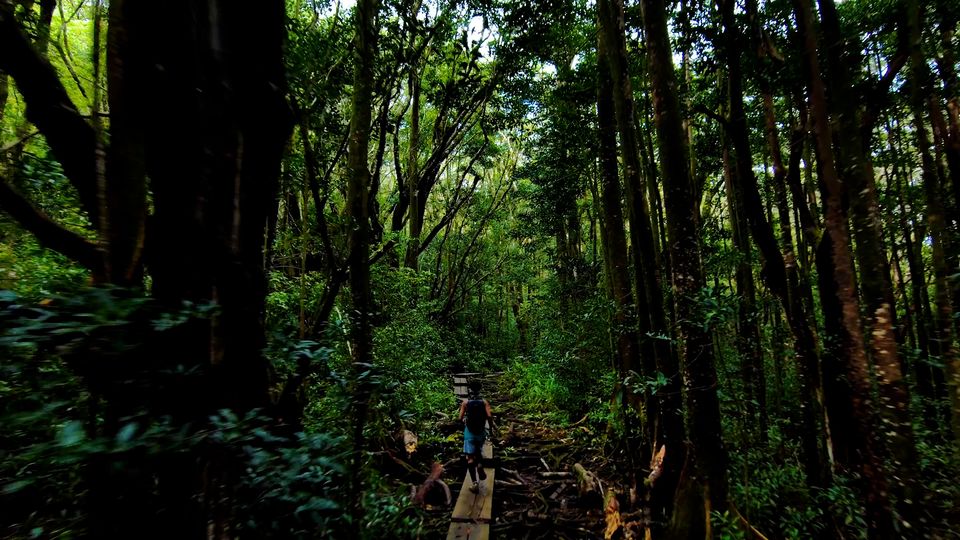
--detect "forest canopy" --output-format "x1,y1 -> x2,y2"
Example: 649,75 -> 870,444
1,0 -> 959,538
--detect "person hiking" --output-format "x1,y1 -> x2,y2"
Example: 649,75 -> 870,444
458,380 -> 495,494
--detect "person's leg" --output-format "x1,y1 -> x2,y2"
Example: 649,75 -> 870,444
475,450 -> 486,481
465,454 -> 477,483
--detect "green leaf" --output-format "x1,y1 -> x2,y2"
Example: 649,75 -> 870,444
3,480 -> 32,495
117,422 -> 138,444
58,420 -> 85,446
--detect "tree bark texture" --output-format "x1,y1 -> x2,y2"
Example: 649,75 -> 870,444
795,0 -> 896,535
720,0 -> 825,487
908,0 -> 960,449
346,0 -> 380,529
641,0 -> 729,532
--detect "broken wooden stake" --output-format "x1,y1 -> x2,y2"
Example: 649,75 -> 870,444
402,429 -> 418,456
604,490 -> 628,539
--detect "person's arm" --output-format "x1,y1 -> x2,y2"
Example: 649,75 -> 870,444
485,400 -> 496,433
458,399 -> 467,422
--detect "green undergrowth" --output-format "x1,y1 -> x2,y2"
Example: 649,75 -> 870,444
290,265 -> 517,450
726,432 -> 866,540
0,289 -> 425,538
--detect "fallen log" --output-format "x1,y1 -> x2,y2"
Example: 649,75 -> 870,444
573,463 -> 602,504
495,478 -> 525,488
501,468 -> 527,485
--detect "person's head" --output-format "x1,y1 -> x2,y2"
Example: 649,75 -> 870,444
469,380 -> 482,396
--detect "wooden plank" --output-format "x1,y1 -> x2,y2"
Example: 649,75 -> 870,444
446,521 -> 489,540
454,377 -> 468,385
448,381 -> 494,540
449,465 -> 495,521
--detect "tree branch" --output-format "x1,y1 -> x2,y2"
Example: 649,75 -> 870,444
861,51 -> 909,133
0,6 -> 98,224
0,178 -> 99,269
694,103 -> 730,130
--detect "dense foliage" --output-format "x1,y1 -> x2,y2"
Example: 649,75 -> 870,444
2,0 -> 960,538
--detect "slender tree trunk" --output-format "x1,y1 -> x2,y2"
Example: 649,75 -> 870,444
598,0 -> 686,526
935,4 -> 960,251
769,306 -> 786,417
404,1 -> 423,269
597,10 -> 659,496
345,0 -> 379,528
596,39 -> 642,450
887,111 -> 943,431
795,0 -> 896,536
908,0 -> 960,446
721,129 -> 766,443
0,73 -> 7,133
721,0 -> 823,484
641,0 -> 728,535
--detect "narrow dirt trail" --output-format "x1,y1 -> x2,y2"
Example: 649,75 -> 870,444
437,372 -> 610,539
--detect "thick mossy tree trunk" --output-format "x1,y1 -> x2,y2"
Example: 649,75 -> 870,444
640,0 -> 729,535
124,0 -> 290,412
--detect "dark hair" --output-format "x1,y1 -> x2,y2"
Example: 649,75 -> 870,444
468,380 -> 482,394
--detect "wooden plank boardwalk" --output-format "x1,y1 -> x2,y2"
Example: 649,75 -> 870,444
447,374 -> 494,540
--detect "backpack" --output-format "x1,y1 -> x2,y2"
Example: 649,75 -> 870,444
465,399 -> 487,434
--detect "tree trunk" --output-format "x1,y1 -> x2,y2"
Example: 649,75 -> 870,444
908,0 -> 960,447
935,3 -> 960,256
817,0 -> 923,523
720,132 -> 766,443
596,37 -> 642,448
404,2 -> 423,269
889,118 -> 940,429
598,0 -> 686,526
0,0 -> 292,535
0,73 -> 7,132
345,0 -> 379,530
720,0 -> 825,486
640,0 -> 729,533
104,0 -> 147,285
794,0 -> 896,535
